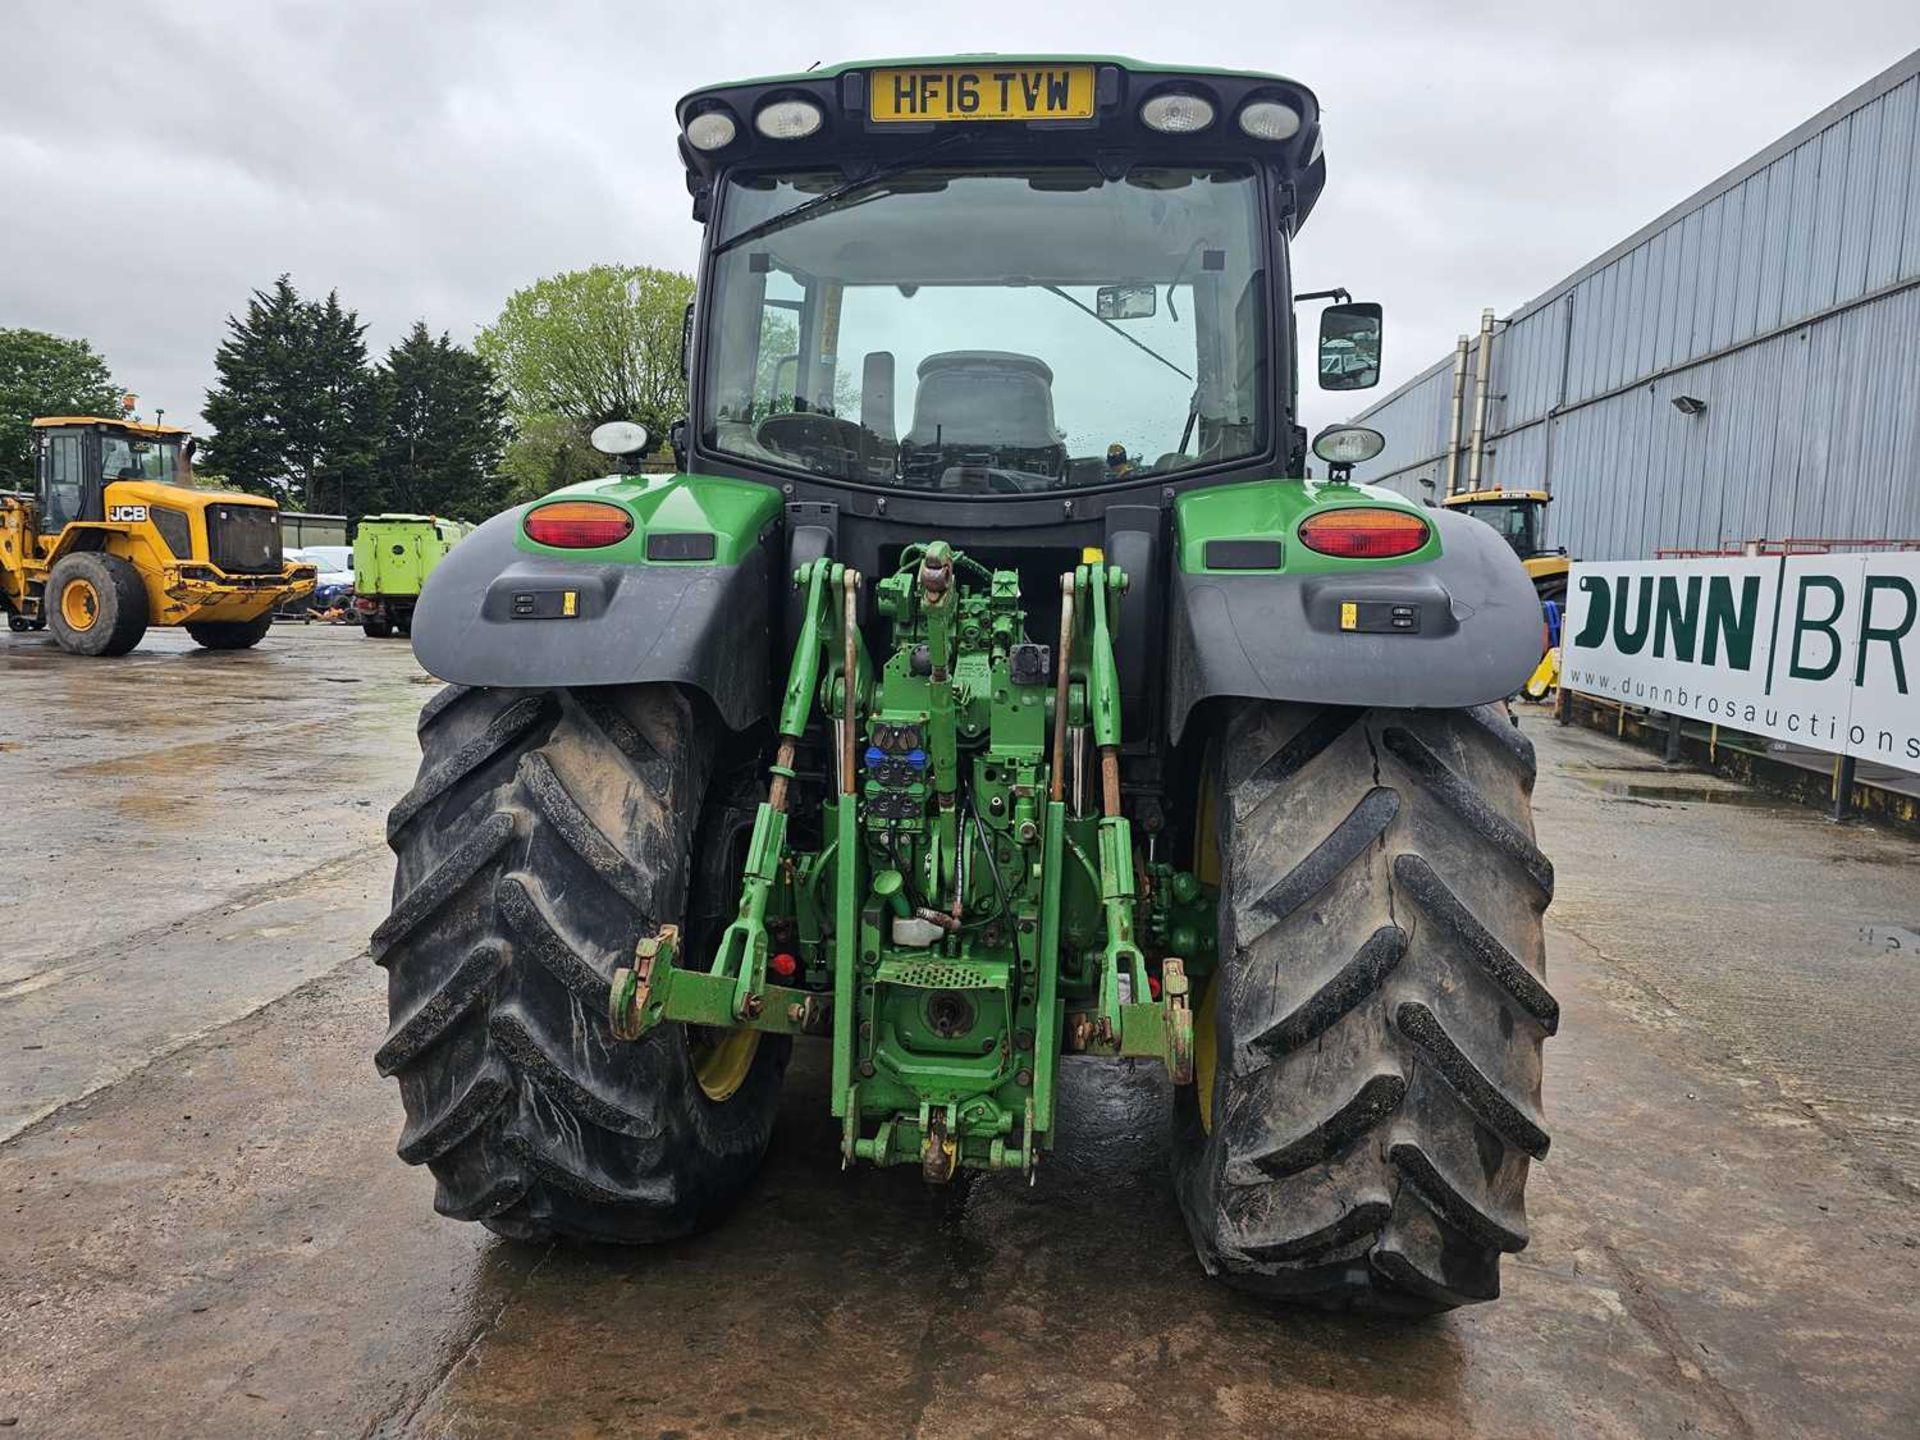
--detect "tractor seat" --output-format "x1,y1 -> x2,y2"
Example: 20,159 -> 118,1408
904,351 -> 1061,451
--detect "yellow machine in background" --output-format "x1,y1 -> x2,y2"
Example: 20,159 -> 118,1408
1441,487 -> 1569,602
1,416 -> 315,656
1444,487 -> 1568,700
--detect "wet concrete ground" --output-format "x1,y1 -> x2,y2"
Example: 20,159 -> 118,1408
2,623 -> 1917,1438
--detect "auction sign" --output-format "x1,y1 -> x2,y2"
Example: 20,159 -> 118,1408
1561,553 -> 1920,775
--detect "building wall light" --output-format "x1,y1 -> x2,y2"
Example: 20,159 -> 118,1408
1672,395 -> 1707,415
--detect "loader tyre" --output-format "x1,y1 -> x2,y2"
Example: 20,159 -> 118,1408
185,614 -> 273,649
46,552 -> 148,656
372,682 -> 787,1243
1174,702 -> 1556,1313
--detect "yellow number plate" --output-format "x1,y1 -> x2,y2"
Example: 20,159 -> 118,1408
870,66 -> 1096,124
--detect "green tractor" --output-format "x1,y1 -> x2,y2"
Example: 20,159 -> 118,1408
374,57 -> 1555,1313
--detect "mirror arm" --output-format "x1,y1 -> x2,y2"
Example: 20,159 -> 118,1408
1293,287 -> 1351,304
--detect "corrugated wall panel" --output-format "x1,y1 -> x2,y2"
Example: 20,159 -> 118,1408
1864,78 -> 1914,288
1901,78 -> 1920,277
1347,50 -> 1920,561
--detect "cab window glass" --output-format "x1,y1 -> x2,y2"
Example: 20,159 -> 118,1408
101,436 -> 177,482
43,434 -> 85,530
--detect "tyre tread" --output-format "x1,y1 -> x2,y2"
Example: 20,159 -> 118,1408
1176,703 -> 1552,1313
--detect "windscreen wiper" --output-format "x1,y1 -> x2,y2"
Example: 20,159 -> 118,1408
1043,286 -> 1192,381
712,133 -> 972,258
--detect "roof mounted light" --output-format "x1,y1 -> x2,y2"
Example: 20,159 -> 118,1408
1311,425 -> 1387,467
685,110 -> 737,152
755,98 -> 824,140
1238,100 -> 1302,141
1140,91 -> 1214,134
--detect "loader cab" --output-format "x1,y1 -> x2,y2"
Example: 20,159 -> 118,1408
31,418 -> 187,537
1442,489 -> 1551,560
675,58 -> 1368,519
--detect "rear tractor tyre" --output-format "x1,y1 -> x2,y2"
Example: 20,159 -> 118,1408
1174,702 -> 1556,1313
373,682 -> 787,1243
46,552 -> 148,656
185,614 -> 274,650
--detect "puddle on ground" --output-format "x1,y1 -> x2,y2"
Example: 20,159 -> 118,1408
1566,771 -> 1786,807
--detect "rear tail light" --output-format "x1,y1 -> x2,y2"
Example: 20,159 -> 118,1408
1297,507 -> 1431,559
524,501 -> 634,549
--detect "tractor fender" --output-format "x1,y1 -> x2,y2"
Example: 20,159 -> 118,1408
410,505 -> 774,731
1166,505 -> 1541,742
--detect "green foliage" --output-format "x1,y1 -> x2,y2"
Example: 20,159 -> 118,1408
376,322 -> 512,521
499,413 -> 609,504
204,277 -> 512,521
203,276 -> 381,513
0,328 -> 121,482
477,264 -> 693,460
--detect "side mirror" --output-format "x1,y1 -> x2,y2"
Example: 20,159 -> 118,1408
1317,301 -> 1383,391
1096,283 -> 1157,320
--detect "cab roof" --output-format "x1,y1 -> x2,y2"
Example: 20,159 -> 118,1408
33,416 -> 190,438
675,55 -> 1326,231
698,54 -> 1310,90
1445,488 -> 1551,505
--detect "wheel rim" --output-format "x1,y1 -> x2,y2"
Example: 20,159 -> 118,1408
689,1025 -> 760,1102
60,577 -> 101,631
1193,977 -> 1219,1133
1193,759 -> 1221,1133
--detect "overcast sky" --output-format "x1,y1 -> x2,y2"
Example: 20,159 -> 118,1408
3,1 -> 1916,444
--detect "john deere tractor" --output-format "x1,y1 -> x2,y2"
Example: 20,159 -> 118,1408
374,57 -> 1555,1313
1,416 -> 315,655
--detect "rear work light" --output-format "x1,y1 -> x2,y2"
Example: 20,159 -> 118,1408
1297,507 -> 1431,560
524,501 -> 634,549
1140,91 -> 1215,134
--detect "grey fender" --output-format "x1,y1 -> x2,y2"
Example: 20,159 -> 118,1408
410,507 -> 773,731
1166,506 -> 1542,742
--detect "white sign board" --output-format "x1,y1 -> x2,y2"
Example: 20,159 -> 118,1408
1562,554 -> 1920,775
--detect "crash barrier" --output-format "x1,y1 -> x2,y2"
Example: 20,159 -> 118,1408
1559,552 -> 1920,821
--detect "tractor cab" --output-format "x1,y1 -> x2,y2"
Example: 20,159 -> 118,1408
1441,487 -> 1569,599
674,58 -> 1383,520
30,416 -> 191,538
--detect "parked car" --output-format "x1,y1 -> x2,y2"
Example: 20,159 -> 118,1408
284,545 -> 355,617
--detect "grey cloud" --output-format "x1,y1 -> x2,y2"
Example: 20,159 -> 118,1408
2,0 -> 1914,444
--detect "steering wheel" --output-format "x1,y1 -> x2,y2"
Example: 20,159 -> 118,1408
756,412 -> 866,476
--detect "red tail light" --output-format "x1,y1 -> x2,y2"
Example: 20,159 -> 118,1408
524,501 -> 633,549
1298,507 -> 1431,559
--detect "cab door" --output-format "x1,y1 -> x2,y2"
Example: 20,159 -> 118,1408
35,428 -> 100,536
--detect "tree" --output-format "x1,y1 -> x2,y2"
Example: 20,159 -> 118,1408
0,328 -> 121,481
375,322 -> 511,520
477,264 -> 693,448
498,413 -> 608,505
203,276 -> 381,513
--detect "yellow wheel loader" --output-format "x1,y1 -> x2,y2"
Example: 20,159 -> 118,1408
1440,488 -> 1569,603
1,416 -> 315,656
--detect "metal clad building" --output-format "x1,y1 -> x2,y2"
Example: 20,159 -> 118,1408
1347,49 -> 1920,560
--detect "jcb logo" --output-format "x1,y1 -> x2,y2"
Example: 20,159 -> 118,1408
108,505 -> 149,523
